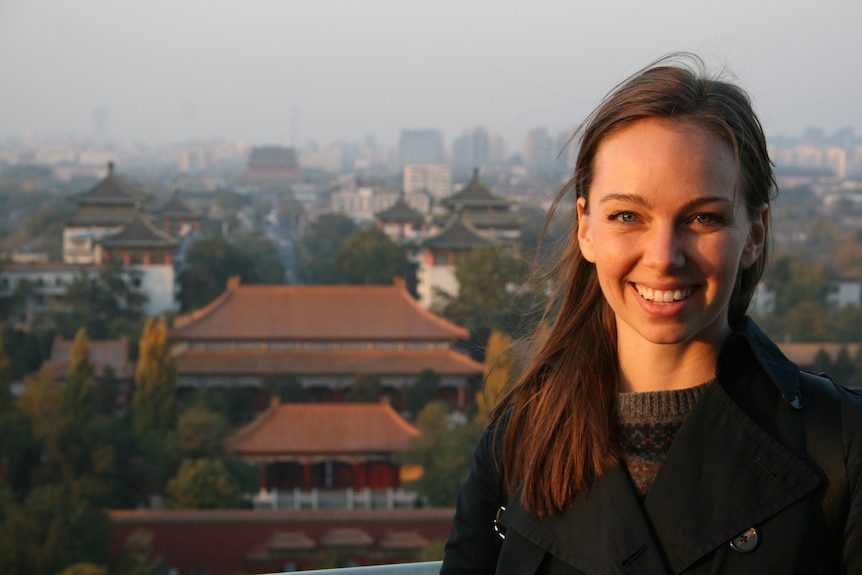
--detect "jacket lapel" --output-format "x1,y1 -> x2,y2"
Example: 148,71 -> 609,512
502,465 -> 673,574
644,379 -> 821,573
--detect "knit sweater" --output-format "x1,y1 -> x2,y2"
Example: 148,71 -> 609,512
616,379 -> 715,495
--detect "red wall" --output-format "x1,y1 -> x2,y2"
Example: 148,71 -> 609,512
110,508 -> 454,575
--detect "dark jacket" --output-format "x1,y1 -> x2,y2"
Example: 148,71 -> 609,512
442,318 -> 862,574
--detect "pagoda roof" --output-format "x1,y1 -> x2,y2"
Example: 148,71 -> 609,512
375,196 -> 424,223
266,531 -> 316,551
442,167 -> 511,209
225,401 -> 420,456
379,531 -> 430,549
172,347 -> 483,377
321,528 -> 375,547
154,192 -> 204,220
171,278 -> 468,342
422,212 -> 500,250
99,215 -> 180,249
776,342 -> 861,368
75,162 -> 144,208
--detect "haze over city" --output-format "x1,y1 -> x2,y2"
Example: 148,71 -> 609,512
1,0 -> 860,148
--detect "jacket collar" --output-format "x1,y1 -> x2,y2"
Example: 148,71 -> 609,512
718,316 -> 801,406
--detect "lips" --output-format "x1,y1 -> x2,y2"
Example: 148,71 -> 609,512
635,284 -> 693,303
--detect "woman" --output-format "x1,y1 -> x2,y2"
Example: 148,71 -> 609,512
442,56 -> 862,574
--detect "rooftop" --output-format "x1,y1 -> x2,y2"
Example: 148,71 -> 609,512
225,401 -> 420,456
171,278 -> 469,342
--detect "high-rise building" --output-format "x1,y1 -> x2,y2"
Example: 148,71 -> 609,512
399,129 -> 445,166
403,163 -> 452,198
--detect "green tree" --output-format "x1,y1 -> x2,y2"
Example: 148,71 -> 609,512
433,246 -> 545,360
402,401 -> 480,506
176,235 -> 259,311
334,227 -> 414,290
51,260 -> 147,340
296,213 -> 357,284
475,330 -> 513,427
812,348 -> 833,376
402,369 -> 440,420
177,407 -> 229,458
62,328 -> 95,425
164,458 -> 241,509
0,330 -> 11,413
343,374 -> 383,403
832,346 -> 854,388
262,373 -> 308,403
132,317 -> 176,436
233,228 -> 286,284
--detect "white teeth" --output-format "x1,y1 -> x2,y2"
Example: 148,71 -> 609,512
635,285 -> 691,302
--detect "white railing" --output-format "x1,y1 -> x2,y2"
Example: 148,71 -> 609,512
266,561 -> 442,575
252,487 -> 421,510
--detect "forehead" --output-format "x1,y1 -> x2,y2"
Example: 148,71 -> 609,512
589,117 -> 738,202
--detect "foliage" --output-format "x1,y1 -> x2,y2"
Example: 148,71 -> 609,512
343,374 -> 383,403
132,317 -> 176,436
402,401 -> 480,507
475,331 -> 513,427
0,330 -> 11,413
261,373 -> 308,403
176,233 -> 284,312
0,326 -> 49,380
63,328 -> 95,425
402,369 -> 440,420
232,228 -> 286,284
177,406 -> 229,458
179,386 -> 257,426
49,260 -> 147,340
295,213 -> 357,284
164,458 -> 241,509
433,246 -> 546,360
0,482 -> 111,575
334,227 -> 415,290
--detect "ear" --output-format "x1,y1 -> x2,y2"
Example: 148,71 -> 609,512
740,203 -> 768,270
577,197 -> 596,263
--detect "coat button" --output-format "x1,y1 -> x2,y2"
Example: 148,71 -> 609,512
729,527 -> 759,552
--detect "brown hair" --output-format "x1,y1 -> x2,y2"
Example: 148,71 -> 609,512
492,54 -> 777,516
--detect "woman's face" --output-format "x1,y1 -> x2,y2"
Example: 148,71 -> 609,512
577,117 -> 766,351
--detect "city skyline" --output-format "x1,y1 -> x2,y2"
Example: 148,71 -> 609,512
1,0 -> 860,148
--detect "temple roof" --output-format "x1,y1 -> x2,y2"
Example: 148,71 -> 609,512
171,278 -> 468,342
225,401 -> 420,456
154,192 -> 204,221
776,342 -> 860,368
422,211 -> 500,250
99,215 -> 180,249
442,167 -> 511,209
172,347 -> 482,376
375,196 -> 424,223
75,162 -> 144,208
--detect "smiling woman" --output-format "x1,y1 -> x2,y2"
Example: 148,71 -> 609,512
441,55 -> 862,575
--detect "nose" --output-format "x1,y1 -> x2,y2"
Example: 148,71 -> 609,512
643,223 -> 686,271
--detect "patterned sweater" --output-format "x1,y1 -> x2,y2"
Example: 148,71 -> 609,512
616,379 -> 715,495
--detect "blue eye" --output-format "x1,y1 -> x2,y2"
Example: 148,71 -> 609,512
609,211 -> 637,223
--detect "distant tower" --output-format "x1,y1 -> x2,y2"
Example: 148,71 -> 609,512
399,130 -> 445,166
93,107 -> 109,141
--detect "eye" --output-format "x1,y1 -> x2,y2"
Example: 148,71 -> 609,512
608,211 -> 638,224
693,213 -> 724,226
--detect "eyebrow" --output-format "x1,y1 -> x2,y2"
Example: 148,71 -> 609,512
597,193 -> 734,211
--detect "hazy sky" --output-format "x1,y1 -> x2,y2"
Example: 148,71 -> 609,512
1,0 -> 859,148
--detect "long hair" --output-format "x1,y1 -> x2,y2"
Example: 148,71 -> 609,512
492,54 -> 777,516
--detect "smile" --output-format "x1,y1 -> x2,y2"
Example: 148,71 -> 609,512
635,284 -> 692,303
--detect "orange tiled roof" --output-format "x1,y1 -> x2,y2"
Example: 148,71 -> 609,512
173,347 -> 483,376
266,531 -> 316,551
225,401 -> 420,456
171,278 -> 468,342
320,527 -> 374,547
379,531 -> 430,549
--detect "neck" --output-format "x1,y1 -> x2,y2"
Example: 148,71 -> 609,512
616,336 -> 723,393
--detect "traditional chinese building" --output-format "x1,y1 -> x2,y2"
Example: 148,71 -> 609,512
374,195 -> 428,242
170,277 -> 483,409
436,167 -> 521,241
416,211 -> 500,308
226,400 -> 420,505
